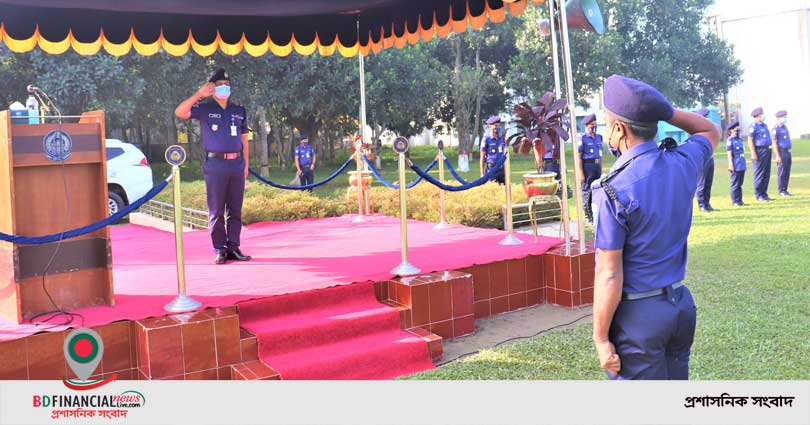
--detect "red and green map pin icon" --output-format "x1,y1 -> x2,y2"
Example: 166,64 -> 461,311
63,328 -> 104,381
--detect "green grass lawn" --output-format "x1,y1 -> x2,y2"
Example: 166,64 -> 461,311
404,140 -> 810,380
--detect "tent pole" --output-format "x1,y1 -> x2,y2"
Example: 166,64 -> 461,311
549,0 -> 571,254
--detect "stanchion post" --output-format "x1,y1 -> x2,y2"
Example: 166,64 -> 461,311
390,137 -> 420,276
499,148 -> 524,246
352,140 -> 366,222
433,140 -> 449,230
163,145 -> 202,313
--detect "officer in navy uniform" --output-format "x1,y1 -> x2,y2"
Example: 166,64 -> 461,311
725,120 -> 746,206
694,108 -> 716,212
772,110 -> 793,196
294,135 -> 316,191
175,68 -> 252,264
747,107 -> 774,201
588,75 -> 720,380
479,115 -> 506,185
578,113 -> 603,209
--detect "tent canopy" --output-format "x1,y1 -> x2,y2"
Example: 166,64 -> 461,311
0,0 -> 540,57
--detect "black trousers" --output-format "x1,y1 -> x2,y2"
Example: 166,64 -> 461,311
777,149 -> 792,194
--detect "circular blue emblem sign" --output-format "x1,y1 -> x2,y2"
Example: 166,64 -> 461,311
43,130 -> 72,162
393,137 -> 409,154
164,145 -> 187,166
437,140 -> 444,150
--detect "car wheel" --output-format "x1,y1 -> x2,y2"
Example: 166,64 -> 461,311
108,192 -> 125,216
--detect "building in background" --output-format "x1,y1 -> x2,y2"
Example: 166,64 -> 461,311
710,0 -> 810,137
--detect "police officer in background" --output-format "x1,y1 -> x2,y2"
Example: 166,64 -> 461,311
479,115 -> 506,185
578,113 -> 603,209
772,110 -> 793,197
294,135 -> 316,191
747,107 -> 774,201
694,107 -> 716,212
590,75 -> 720,380
175,68 -> 252,264
726,120 -> 746,206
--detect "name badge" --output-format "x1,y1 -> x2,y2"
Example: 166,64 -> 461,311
231,125 -> 237,137
211,124 -> 218,132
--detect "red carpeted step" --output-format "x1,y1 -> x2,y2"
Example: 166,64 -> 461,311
238,281 -> 435,380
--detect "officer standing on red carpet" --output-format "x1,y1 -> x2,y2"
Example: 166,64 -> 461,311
175,68 -> 252,264
589,75 -> 720,380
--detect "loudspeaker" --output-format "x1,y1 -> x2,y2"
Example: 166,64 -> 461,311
539,0 -> 606,35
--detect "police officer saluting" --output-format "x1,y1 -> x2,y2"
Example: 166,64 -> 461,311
590,75 -> 720,380
726,120 -> 747,206
694,108 -> 716,212
175,68 -> 251,264
772,110 -> 793,197
747,107 -> 774,201
294,135 -> 316,191
578,113 -> 603,209
479,116 -> 506,185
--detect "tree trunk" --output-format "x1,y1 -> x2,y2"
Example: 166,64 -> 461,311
256,107 -> 270,177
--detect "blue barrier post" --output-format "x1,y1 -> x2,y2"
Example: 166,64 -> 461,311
389,137 -> 420,276
163,145 -> 202,313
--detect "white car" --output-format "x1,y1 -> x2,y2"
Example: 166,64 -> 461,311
105,139 -> 153,216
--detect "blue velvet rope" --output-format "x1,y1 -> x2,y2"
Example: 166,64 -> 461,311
0,176 -> 172,245
249,156 -> 354,190
443,157 -> 470,184
410,155 -> 506,192
362,156 -> 438,189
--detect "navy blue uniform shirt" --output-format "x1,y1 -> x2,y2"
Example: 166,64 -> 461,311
726,136 -> 746,171
748,122 -> 771,147
480,135 -> 505,164
772,123 -> 791,149
295,144 -> 315,166
542,138 -> 559,160
579,133 -> 604,160
190,100 -> 249,153
591,135 -> 712,293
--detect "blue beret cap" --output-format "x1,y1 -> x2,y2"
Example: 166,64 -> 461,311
486,115 -> 501,125
209,68 -> 229,83
583,113 -> 597,125
727,120 -> 739,131
603,75 -> 674,125
696,107 -> 709,117
775,110 -> 787,118
751,107 -> 763,117
299,134 -> 309,141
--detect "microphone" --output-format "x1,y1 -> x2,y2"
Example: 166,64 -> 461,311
26,85 -> 39,93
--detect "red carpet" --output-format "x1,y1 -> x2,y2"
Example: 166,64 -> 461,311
239,281 -> 435,380
0,215 -> 562,341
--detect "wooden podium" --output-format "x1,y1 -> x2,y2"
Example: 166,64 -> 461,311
0,110 -> 114,323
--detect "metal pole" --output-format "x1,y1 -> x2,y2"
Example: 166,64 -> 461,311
558,0 -> 586,253
164,165 -> 201,313
434,149 -> 449,229
498,149 -> 523,246
390,150 -> 420,275
353,47 -> 368,223
548,0 -> 571,254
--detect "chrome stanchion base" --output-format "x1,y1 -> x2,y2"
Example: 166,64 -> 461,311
352,214 -> 366,223
390,261 -> 421,276
164,294 -> 202,313
433,221 -> 451,230
498,233 -> 524,246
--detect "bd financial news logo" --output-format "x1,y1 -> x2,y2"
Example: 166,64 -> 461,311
31,328 -> 146,420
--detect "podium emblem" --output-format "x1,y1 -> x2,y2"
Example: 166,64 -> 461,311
393,137 -> 409,154
43,130 -> 72,161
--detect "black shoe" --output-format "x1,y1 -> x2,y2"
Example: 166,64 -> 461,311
227,248 -> 252,261
699,206 -> 710,213
215,251 -> 228,264
733,202 -> 746,207
756,197 -> 771,202
780,191 -> 792,197
706,204 -> 717,212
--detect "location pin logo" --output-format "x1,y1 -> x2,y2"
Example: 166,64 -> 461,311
64,328 -> 104,381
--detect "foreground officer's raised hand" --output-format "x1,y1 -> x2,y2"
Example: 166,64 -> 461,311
196,82 -> 216,99
594,339 -> 621,373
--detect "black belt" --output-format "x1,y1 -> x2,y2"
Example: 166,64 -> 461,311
582,159 -> 598,164
754,145 -> 771,149
207,152 -> 242,159
778,148 -> 791,152
622,282 -> 684,301
543,158 -> 558,163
